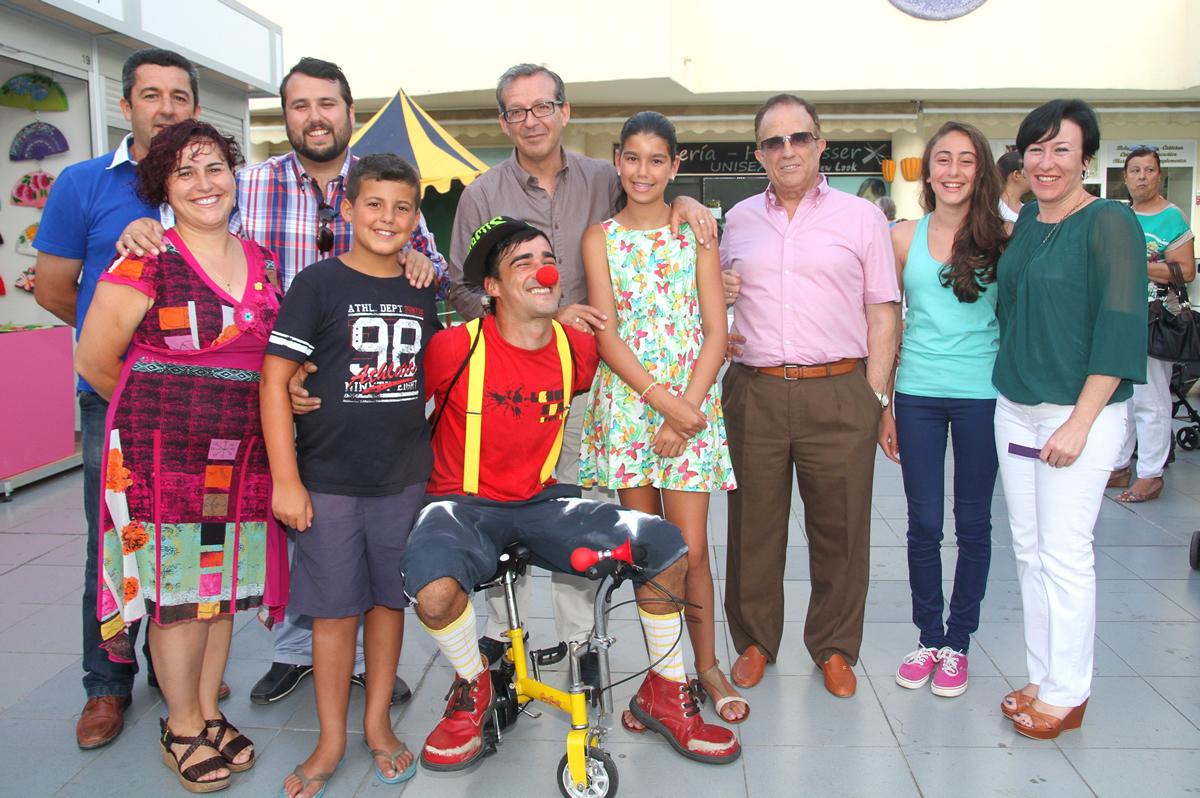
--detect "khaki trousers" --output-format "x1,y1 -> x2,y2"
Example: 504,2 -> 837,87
722,361 -> 880,666
483,391 -> 611,643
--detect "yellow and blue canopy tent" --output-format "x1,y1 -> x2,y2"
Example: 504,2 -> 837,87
349,89 -> 487,196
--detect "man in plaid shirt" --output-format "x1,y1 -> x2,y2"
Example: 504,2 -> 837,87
118,57 -> 444,708
234,62 -> 446,293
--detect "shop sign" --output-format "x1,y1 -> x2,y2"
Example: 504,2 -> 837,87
668,141 -> 892,176
1099,139 -> 1197,169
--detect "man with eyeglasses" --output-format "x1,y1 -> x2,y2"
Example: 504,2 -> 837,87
445,63 -> 732,673
719,94 -> 899,698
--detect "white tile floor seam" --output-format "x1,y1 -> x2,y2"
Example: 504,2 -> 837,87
0,436 -> 1198,797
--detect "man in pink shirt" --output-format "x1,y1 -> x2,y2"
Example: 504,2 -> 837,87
720,94 -> 900,698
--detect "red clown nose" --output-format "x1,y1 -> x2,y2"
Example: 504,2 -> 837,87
536,265 -> 559,287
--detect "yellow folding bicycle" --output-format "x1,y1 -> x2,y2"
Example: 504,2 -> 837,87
473,538 -> 646,797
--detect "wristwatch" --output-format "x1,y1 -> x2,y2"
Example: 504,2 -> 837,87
874,391 -> 890,409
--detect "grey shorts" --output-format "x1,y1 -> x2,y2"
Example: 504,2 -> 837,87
289,483 -> 424,618
398,484 -> 688,600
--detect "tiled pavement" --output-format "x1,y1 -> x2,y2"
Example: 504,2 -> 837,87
2,441 -> 1199,797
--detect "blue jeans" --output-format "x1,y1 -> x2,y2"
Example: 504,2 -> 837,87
894,393 -> 997,653
80,391 -> 146,697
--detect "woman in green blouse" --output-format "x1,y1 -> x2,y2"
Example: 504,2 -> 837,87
992,99 -> 1146,741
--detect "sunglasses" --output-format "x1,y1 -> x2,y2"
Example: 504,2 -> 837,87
316,200 -> 337,253
758,131 -> 818,152
1133,144 -> 1159,152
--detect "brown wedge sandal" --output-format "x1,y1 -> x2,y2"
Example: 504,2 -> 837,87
1000,690 -> 1035,719
1107,467 -> 1131,489
159,718 -> 231,793
697,663 -> 750,724
205,713 -> 254,772
1013,699 -> 1088,740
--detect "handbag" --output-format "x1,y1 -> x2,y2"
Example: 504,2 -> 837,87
1147,259 -> 1200,362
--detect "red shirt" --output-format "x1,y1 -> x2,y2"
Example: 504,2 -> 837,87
425,315 -> 599,501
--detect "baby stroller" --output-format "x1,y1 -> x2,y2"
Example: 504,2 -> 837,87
1172,364 -> 1200,570
1171,362 -> 1200,452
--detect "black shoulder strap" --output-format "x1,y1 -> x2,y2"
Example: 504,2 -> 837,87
429,320 -> 484,436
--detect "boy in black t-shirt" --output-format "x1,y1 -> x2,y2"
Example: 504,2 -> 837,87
261,153 -> 436,793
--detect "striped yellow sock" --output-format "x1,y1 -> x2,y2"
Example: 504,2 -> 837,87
638,606 -> 687,683
421,603 -> 484,682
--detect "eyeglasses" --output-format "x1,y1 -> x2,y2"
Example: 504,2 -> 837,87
316,201 -> 337,253
501,101 -> 564,124
758,131 -> 818,152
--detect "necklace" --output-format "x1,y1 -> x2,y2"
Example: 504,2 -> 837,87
1040,194 -> 1089,244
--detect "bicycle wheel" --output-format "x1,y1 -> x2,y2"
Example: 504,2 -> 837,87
557,746 -> 618,798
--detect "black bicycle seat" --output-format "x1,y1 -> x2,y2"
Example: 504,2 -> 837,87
473,543 -> 533,592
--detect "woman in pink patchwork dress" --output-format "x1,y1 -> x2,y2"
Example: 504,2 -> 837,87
580,112 -> 742,728
76,121 -> 283,793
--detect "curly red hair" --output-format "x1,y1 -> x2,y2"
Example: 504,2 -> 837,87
135,120 -> 243,208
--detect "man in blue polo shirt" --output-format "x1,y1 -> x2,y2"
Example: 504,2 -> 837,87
33,47 -> 203,751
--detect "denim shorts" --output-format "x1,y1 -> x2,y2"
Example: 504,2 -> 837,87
398,484 -> 688,600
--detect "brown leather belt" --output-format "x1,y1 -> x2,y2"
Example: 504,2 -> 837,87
754,358 -> 859,380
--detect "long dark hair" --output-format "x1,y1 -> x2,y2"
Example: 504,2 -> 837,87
919,122 -> 1008,304
614,111 -> 679,213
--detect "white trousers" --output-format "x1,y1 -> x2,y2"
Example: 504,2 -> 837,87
482,390 -> 612,643
1115,356 -> 1174,479
994,395 -> 1127,707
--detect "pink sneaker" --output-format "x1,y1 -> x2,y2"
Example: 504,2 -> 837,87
931,647 -> 968,697
895,647 -> 939,689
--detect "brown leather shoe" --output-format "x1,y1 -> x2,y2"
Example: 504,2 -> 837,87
730,645 -> 768,688
821,654 -> 857,697
76,695 -> 131,749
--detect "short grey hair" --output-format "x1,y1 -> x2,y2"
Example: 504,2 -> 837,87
495,64 -> 567,114
874,196 -> 897,221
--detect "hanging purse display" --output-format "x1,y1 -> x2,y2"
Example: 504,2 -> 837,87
1147,259 -> 1200,362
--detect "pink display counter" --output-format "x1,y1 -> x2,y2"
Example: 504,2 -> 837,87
0,326 -> 81,497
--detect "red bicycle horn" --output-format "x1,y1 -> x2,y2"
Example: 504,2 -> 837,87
571,538 -> 633,573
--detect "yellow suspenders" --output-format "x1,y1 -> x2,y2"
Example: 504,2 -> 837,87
461,318 -> 573,495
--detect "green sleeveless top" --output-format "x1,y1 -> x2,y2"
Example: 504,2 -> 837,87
896,214 -> 998,399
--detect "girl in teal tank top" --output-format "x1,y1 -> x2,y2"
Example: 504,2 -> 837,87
880,123 -> 1010,700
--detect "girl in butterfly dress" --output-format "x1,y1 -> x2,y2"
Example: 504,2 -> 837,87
579,112 -> 743,726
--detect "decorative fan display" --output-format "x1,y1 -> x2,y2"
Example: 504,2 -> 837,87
9,121 -> 69,162
0,73 -> 68,111
11,170 -> 55,208
15,223 -> 39,256
14,266 -> 36,292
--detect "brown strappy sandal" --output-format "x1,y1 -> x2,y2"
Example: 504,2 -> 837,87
1013,699 -> 1088,740
1001,689 -> 1035,719
205,713 -> 255,772
159,718 -> 231,793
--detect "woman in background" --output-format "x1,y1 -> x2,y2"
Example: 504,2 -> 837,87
1109,146 -> 1196,502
